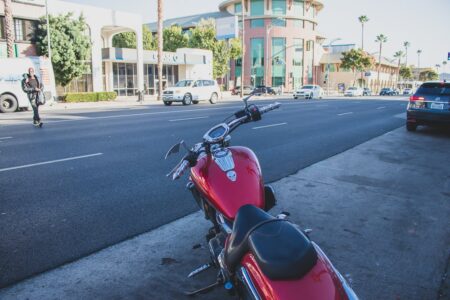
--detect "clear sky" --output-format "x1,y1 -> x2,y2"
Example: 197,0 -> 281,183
66,0 -> 450,70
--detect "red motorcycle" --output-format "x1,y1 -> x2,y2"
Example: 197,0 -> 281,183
166,97 -> 358,299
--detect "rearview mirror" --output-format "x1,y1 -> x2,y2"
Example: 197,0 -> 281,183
165,140 -> 190,159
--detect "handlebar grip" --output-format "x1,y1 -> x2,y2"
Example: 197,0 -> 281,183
172,160 -> 190,180
259,102 -> 281,114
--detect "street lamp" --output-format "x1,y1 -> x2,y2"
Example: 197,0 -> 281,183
326,38 -> 341,96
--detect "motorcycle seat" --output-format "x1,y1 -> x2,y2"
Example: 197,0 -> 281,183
224,205 -> 317,280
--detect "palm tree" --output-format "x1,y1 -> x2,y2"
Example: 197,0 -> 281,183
417,49 -> 422,68
403,41 -> 410,66
393,51 -> 404,87
3,0 -> 14,58
358,15 -> 369,50
157,0 -> 163,100
375,34 -> 388,92
435,64 -> 441,75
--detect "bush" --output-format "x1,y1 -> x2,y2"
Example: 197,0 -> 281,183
63,92 -> 117,102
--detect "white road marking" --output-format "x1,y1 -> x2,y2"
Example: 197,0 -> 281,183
169,116 -> 209,122
252,122 -> 287,130
0,137 -> 13,140
0,153 -> 103,173
47,106 -> 243,123
338,112 -> 353,116
376,106 -> 386,110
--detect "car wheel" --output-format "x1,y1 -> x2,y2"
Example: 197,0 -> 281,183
0,94 -> 18,113
182,94 -> 192,105
209,92 -> 218,104
192,100 -> 199,104
294,96 -> 298,99
163,101 -> 172,106
406,122 -> 417,132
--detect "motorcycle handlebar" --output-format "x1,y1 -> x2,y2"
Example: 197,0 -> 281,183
169,159 -> 190,180
259,102 -> 281,115
168,102 -> 281,180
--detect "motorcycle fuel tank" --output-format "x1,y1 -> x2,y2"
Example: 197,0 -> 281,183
190,146 -> 264,220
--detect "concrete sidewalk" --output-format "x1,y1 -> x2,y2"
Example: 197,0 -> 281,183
0,126 -> 449,300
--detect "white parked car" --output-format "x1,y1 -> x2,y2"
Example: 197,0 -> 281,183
162,79 -> 221,106
293,85 -> 324,100
344,87 -> 364,97
403,88 -> 414,95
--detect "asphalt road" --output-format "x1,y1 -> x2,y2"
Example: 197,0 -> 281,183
0,98 -> 407,288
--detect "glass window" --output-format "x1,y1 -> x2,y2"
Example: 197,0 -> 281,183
272,18 -> 286,27
293,39 -> 303,66
272,0 -> 286,15
293,20 -> 303,28
251,19 -> 264,28
305,4 -> 315,18
13,18 -> 35,42
235,2 -> 242,14
304,40 -> 314,83
251,38 -> 264,86
14,19 -> 23,41
272,37 -> 286,87
305,21 -> 314,30
293,0 -> 304,16
251,0 -> 264,16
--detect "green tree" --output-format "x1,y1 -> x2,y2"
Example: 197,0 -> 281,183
112,26 -> 156,50
188,19 -> 242,79
340,49 -> 374,86
35,13 -> 91,87
163,25 -> 189,52
399,66 -> 413,80
419,70 -> 438,81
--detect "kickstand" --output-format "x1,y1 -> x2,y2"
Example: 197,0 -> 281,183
184,281 -> 220,297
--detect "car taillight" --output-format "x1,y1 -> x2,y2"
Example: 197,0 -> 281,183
410,95 -> 424,101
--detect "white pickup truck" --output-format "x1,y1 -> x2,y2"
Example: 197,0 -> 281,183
0,57 -> 56,113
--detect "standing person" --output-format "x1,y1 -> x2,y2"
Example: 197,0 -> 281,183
22,67 -> 44,127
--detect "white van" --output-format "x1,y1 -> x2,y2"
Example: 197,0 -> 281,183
0,57 -> 56,113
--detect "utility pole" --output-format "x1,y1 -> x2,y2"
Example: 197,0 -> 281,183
157,0 -> 163,100
45,0 -> 52,62
240,0 -> 245,98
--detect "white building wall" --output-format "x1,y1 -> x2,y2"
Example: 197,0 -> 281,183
48,0 -> 144,93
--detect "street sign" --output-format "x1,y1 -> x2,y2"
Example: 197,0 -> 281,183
448,52 -> 450,61
216,16 -> 238,40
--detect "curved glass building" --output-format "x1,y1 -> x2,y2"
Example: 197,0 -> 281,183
219,0 -> 324,90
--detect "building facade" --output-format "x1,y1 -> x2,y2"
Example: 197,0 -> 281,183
319,44 -> 400,93
146,0 -> 325,92
1,0 -> 212,97
0,0 -> 45,58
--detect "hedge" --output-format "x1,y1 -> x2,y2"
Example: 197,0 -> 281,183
64,92 -> 117,102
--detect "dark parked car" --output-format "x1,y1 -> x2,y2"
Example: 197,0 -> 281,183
380,88 -> 398,96
363,87 -> 372,96
406,81 -> 450,131
252,85 -> 277,96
